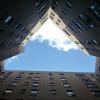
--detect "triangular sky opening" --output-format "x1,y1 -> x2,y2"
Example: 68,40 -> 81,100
4,19 -> 95,72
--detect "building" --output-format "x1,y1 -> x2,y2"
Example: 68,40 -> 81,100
0,71 -> 100,100
0,0 -> 100,99
96,57 -> 100,75
0,0 -> 100,62
0,0 -> 47,61
0,61 -> 4,72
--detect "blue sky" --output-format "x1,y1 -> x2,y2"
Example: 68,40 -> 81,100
5,19 -> 96,72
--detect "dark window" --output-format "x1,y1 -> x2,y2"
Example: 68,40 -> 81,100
0,28 -> 4,33
62,8 -> 67,15
52,0 -> 59,7
72,19 -> 86,32
29,73 -> 34,75
49,73 -> 53,76
51,12 -> 55,16
63,28 -> 70,36
15,77 -> 22,80
50,90 -> 57,95
91,90 -> 100,97
68,24 -> 79,34
65,0 -> 73,8
59,73 -> 64,76
66,90 -> 76,97
20,89 -> 27,94
50,16 -> 54,20
49,77 -> 54,80
35,73 -> 41,75
58,19 -> 61,22
99,66 -> 100,71
35,0 -> 46,8
49,82 -> 55,86
75,41 -> 80,44
8,32 -> 13,37
56,21 -> 59,25
79,13 -> 95,29
16,23 -> 22,30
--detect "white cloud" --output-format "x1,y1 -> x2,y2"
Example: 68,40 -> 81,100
11,56 -> 18,60
30,19 -> 78,52
5,55 -> 18,64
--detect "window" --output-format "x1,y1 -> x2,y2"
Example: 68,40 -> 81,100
66,90 -> 75,97
35,73 -> 41,76
65,0 -> 73,8
91,90 -> 100,97
91,47 -> 96,51
0,72 -> 5,75
75,41 -> 80,44
89,1 -> 100,20
0,76 -> 6,80
91,40 -> 100,45
35,0 -> 46,8
50,90 -> 57,95
16,23 -> 22,30
20,89 -> 27,94
79,13 -> 95,29
64,83 -> 70,88
33,82 -> 39,87
99,66 -> 100,71
30,89 -> 38,96
8,32 -> 13,37
0,28 -> 4,33
57,19 -> 61,22
63,28 -> 70,36
62,8 -> 67,15
49,82 -> 55,86
85,83 -> 97,88
60,78 -> 67,81
40,3 -> 48,12
11,82 -> 18,86
27,77 -> 32,80
72,19 -> 86,32
56,21 -> 59,25
4,89 -> 13,95
51,12 -> 55,16
4,16 -> 13,23
49,77 -> 54,80
59,73 -> 64,76
68,24 -> 79,34
49,73 -> 53,76
23,82 -> 30,86
15,77 -> 22,80
33,77 -> 40,81
52,0 -> 59,7
19,72 -> 25,75
50,16 -> 54,20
